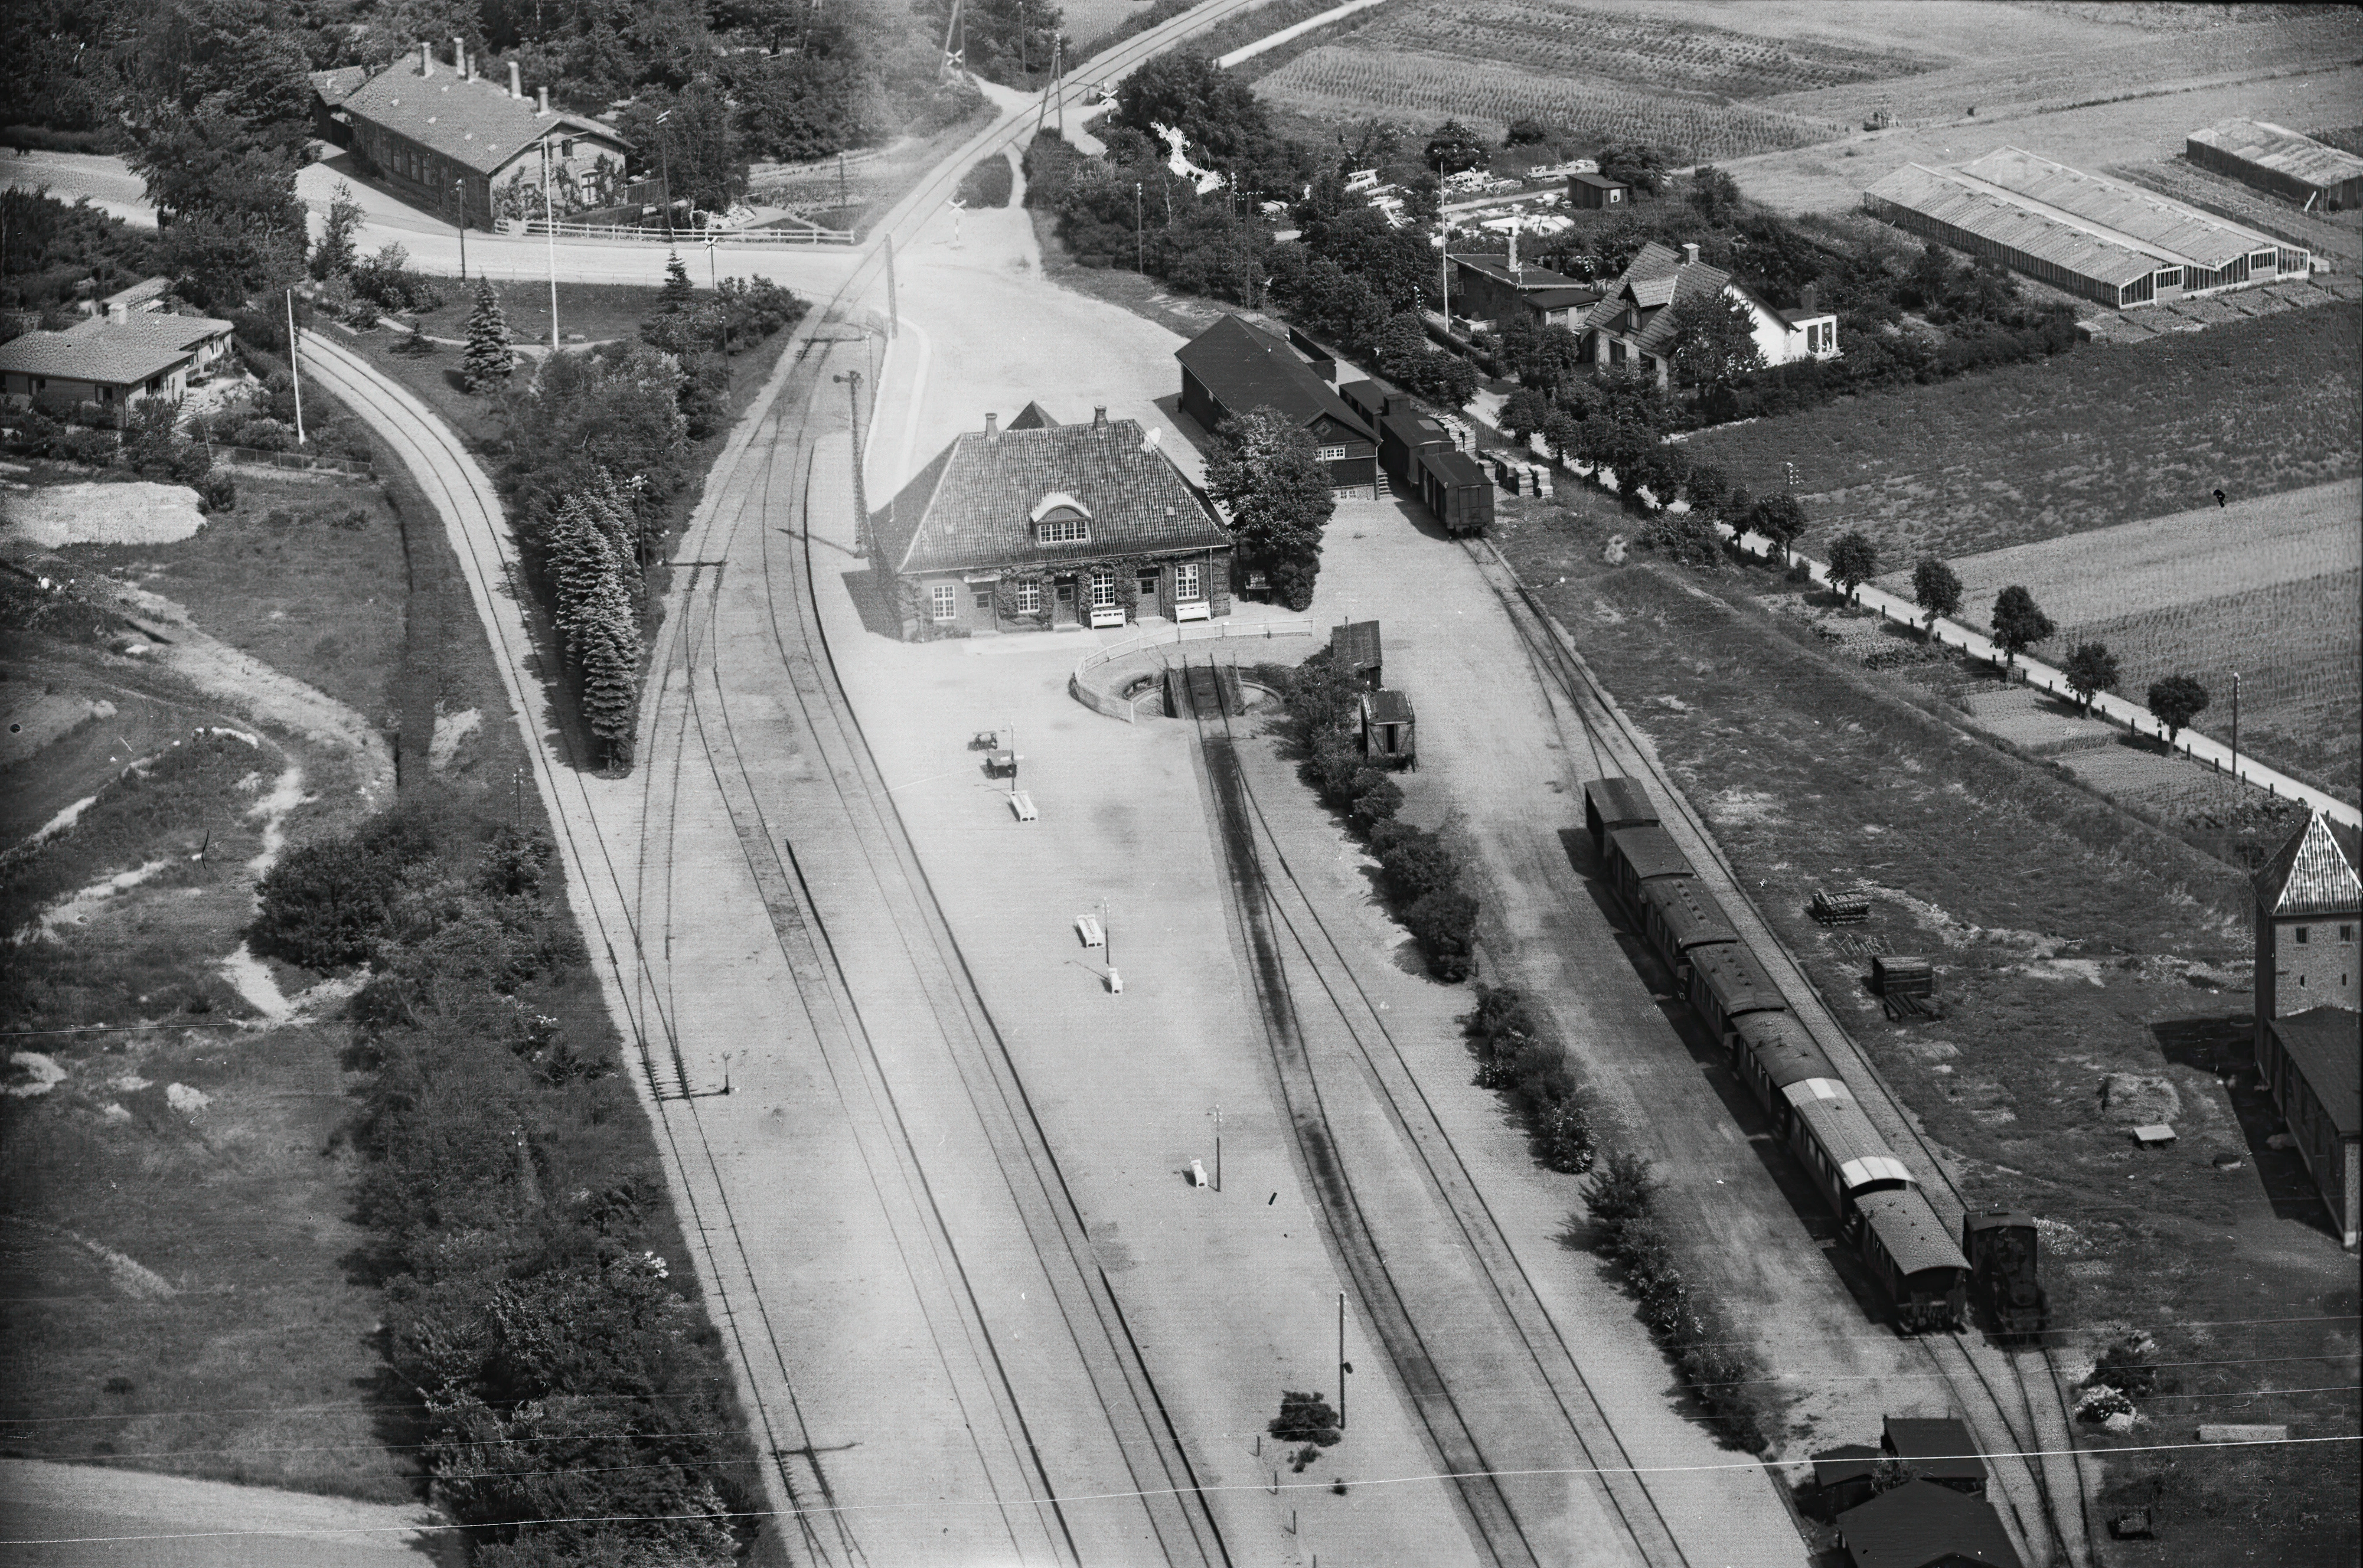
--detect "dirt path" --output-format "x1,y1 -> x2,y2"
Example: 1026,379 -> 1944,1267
0,1458 -> 449,1567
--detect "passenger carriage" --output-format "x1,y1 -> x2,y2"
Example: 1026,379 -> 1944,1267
1602,824 -> 1693,906
1637,877 -> 1738,982
1686,942 -> 1785,1045
1733,1011 -> 1838,1134
1784,1080 -> 1917,1220
1584,776 -> 1659,851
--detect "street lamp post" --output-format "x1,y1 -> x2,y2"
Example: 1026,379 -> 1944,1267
654,109 -> 674,237
540,133 -> 562,349
704,230 -> 727,354
1134,181 -> 1144,273
453,177 -> 469,279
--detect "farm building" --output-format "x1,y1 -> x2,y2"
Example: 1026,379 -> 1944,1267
1577,241 -> 1837,388
1835,1478 -> 2022,1568
2251,809 -> 2362,1246
312,41 -> 632,227
2187,119 -> 2363,211
872,406 -> 1233,639
1176,316 -> 1379,498
1862,146 -> 2310,309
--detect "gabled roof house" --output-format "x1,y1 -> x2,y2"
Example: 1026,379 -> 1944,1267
1175,315 -> 1379,497
873,406 -> 1235,639
1578,241 -> 1837,387
0,308 -> 235,407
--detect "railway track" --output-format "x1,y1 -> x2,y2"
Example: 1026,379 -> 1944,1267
1455,537 -> 2096,1568
1173,659 -> 1688,1568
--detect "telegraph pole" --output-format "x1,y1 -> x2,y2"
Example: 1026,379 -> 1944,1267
2230,671 -> 2240,779
1135,182 -> 1144,273
1209,1104 -> 1221,1191
283,288 -> 305,446
1337,1293 -> 1350,1429
541,134 -> 561,349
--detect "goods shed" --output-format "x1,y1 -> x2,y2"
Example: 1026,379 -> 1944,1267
1863,146 -> 2309,309
2188,119 -> 2363,211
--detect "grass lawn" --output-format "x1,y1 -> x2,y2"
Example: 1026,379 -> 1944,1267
1491,492 -> 2359,1562
400,276 -> 665,348
1679,302 -> 2362,564
56,471 -> 408,733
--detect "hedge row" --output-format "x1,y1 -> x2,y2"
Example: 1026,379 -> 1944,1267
254,790 -> 759,1566
1274,648 -> 1479,980
1464,984 -> 1595,1173
1584,1151 -> 1777,1451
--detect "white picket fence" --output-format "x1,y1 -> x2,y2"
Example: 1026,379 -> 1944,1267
517,217 -> 857,246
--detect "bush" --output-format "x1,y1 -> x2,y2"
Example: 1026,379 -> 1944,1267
1403,888 -> 1478,980
195,471 -> 236,512
61,427 -> 118,466
956,153 -> 1015,208
1371,821 -> 1458,902
1268,1389 -> 1341,1446
231,417 -> 296,452
250,809 -> 439,969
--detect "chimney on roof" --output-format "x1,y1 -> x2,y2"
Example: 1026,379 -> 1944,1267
1799,282 -> 1819,315
537,85 -> 550,116
107,302 -> 129,325
419,41 -> 433,77
509,60 -> 523,100
1093,405 -> 1107,428
452,36 -> 465,71
985,411 -> 998,439
1507,218 -> 1518,273
1682,241 -> 1701,266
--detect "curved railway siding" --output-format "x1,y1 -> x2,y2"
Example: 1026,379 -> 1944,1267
1455,537 -> 2096,1568
1177,663 -> 1689,1568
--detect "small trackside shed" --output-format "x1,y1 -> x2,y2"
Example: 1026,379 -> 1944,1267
1359,689 -> 1416,769
1862,146 -> 2309,309
1567,170 -> 1629,210
2188,119 -> 2363,211
1836,1478 -> 2022,1568
1330,619 -> 1382,689
1881,1417 -> 1989,1497
1585,776 -> 1658,850
1603,824 -> 1693,904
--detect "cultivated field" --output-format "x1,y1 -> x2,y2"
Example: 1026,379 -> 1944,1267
1869,478 -> 2361,635
1681,303 -> 2362,564
2065,569 -> 2363,799
1758,8 -> 2363,126
2108,156 -> 2363,263
1259,51 -> 1846,159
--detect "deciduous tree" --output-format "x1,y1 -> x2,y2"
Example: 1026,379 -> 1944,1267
1910,556 -> 1963,631
1989,584 -> 2053,665
2061,641 -> 2120,713
1205,407 -> 1334,612
1662,286 -> 1764,388
1745,492 -> 1807,562
2145,674 -> 2209,743
1825,529 -> 1879,600
1424,119 -> 1489,175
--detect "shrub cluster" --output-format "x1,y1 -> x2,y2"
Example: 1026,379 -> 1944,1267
1583,1151 -> 1777,1451
1276,649 -> 1481,980
1463,985 -> 1595,1174
955,153 -> 1014,209
348,242 -> 446,316
262,790 -> 756,1566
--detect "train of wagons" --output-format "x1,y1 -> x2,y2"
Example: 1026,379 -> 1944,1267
1585,777 -> 2045,1335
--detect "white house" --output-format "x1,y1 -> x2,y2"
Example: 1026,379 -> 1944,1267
1577,241 -> 1837,387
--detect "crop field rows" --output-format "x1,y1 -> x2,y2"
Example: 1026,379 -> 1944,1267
1759,8 -> 2363,125
1334,1 -> 1940,99
2062,569 -> 2362,795
1259,47 -> 1848,159
1682,305 -> 2362,564
2106,158 -> 2363,261
2059,741 -> 2264,820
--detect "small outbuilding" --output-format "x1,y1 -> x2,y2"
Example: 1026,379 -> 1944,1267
1330,619 -> 1382,689
1881,1416 -> 1987,1496
1813,1443 -> 1885,1518
1567,169 -> 1630,209
1360,689 -> 1416,769
2188,119 -> 2363,211
1836,1478 -> 2022,1568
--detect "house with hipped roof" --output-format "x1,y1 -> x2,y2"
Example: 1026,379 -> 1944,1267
872,405 -> 1235,640
311,39 -> 631,227
1577,241 -> 1837,387
0,306 -> 235,407
2252,809 -> 2361,1246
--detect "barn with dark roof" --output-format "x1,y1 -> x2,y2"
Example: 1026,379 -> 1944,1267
2252,809 -> 2362,1246
871,406 -> 1234,639
1174,315 -> 1378,498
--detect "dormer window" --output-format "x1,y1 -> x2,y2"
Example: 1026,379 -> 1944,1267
1030,490 -> 1091,543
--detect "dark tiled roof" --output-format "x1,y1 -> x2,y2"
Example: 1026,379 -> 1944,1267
1569,171 -> 1628,191
1176,315 -> 1375,443
1580,241 -> 1741,356
309,66 -> 371,106
1883,1418 -> 1987,1484
1451,253 -> 1584,290
1838,1479 -> 2021,1568
1363,690 -> 1414,725
2256,811 -> 2363,917
2272,1008 -> 2361,1139
876,419 -> 1231,577
1523,286 -> 1600,311
0,312 -> 231,385
335,61 -> 628,178
1815,1444 -> 1884,1487
1008,400 -> 1059,429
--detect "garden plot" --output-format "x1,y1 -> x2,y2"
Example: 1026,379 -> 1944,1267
1872,478 -> 2360,636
